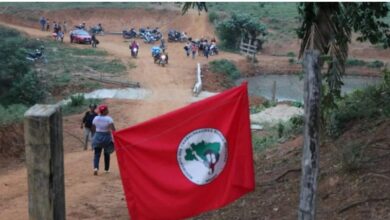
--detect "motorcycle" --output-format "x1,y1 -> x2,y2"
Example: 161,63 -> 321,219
168,30 -> 188,42
158,53 -> 168,67
26,48 -> 47,63
122,28 -> 138,39
143,32 -> 157,44
90,25 -> 104,35
131,47 -> 138,58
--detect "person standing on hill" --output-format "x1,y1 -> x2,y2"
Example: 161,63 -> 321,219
46,18 -> 50,31
39,16 -> 46,31
81,104 -> 97,150
92,104 -> 116,176
63,20 -> 67,34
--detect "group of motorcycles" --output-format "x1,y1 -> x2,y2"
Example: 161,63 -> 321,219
122,27 -> 162,44
167,29 -> 188,42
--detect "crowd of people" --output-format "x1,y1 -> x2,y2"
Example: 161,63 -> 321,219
184,37 -> 218,59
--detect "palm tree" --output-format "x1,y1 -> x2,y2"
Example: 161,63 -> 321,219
297,2 -> 389,110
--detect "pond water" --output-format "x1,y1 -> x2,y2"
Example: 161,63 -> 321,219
236,75 -> 382,102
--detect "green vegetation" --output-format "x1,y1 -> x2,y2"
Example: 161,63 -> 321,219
0,25 -> 45,105
341,141 -> 366,172
62,96 -> 102,116
208,11 -> 219,24
215,13 -> 267,51
326,69 -> 390,138
43,41 -> 126,77
250,99 -> 278,114
346,58 -> 384,68
0,104 -> 28,126
252,115 -> 304,152
209,59 -> 240,80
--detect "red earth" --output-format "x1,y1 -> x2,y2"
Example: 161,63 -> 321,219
0,6 -> 389,220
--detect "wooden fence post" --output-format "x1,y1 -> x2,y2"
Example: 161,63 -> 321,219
298,50 -> 321,220
24,104 -> 66,220
271,81 -> 276,102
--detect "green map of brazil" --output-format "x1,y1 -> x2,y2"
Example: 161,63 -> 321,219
184,140 -> 221,174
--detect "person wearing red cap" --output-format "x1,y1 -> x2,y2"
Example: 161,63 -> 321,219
91,104 -> 116,175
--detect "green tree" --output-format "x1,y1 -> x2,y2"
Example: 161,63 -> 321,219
0,25 -> 45,105
297,2 -> 390,111
216,13 -> 267,50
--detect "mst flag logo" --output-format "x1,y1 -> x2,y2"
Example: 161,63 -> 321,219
178,128 -> 228,185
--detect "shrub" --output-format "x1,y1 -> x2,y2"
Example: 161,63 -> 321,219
287,51 -> 295,57
252,134 -> 278,152
326,80 -> 390,137
70,94 -> 85,107
0,25 -> 45,105
0,104 -> 28,126
367,60 -> 384,68
288,57 -> 295,64
209,59 -> 241,80
341,141 -> 366,172
216,13 -> 267,50
208,11 -> 219,23
346,58 -> 366,67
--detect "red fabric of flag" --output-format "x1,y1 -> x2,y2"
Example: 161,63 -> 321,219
113,82 -> 255,220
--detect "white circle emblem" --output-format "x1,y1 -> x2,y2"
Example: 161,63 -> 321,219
177,128 -> 228,185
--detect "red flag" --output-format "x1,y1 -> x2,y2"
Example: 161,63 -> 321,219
113,82 -> 255,220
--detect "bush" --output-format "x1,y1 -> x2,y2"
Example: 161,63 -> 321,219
346,58 -> 366,67
367,60 -> 384,68
216,13 -> 267,50
208,11 -> 219,23
7,71 -> 45,105
252,134 -> 278,152
326,80 -> 390,137
0,25 -> 45,105
341,141 -> 366,172
287,51 -> 295,57
62,98 -> 101,116
70,94 -> 85,107
288,57 -> 295,64
209,59 -> 241,80
0,104 -> 28,126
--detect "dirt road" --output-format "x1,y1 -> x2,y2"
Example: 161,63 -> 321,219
0,12 -> 243,220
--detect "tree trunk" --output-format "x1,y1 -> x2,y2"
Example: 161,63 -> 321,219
298,50 -> 321,220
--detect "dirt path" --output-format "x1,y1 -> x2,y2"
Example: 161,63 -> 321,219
0,13 -> 244,220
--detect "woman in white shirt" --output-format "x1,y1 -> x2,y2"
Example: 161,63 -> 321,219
92,104 -> 116,176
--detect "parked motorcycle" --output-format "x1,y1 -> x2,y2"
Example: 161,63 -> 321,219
26,47 -> 47,63
122,28 -> 138,39
168,30 -> 188,42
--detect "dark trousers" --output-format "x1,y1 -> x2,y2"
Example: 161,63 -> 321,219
93,147 -> 110,171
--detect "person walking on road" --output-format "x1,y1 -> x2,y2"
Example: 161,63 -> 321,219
81,104 -> 97,150
92,104 -> 116,176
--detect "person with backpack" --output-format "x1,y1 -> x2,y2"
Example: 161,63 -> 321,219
92,104 -> 116,175
81,104 -> 98,150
